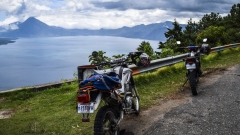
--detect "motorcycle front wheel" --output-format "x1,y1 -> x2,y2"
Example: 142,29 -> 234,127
131,86 -> 140,115
188,69 -> 198,95
94,106 -> 120,135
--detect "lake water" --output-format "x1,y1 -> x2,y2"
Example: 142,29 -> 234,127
0,36 -> 159,91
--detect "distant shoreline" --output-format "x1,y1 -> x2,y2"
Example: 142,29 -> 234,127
0,37 -> 18,45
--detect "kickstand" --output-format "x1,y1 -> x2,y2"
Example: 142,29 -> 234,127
182,78 -> 188,87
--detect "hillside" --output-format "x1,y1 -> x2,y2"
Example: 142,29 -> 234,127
0,37 -> 17,45
0,17 -> 186,41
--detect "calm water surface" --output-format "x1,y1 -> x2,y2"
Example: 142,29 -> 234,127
0,36 -> 159,91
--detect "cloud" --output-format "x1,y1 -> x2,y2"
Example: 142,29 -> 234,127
0,16 -> 19,30
0,0 -> 239,29
0,0 -> 26,15
91,0 -> 236,13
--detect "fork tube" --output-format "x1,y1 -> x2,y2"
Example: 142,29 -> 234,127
116,110 -> 124,126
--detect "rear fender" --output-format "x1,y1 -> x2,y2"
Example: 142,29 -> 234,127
92,92 -> 102,110
185,63 -> 196,70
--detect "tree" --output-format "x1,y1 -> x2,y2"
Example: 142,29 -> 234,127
156,41 -> 165,58
182,18 -> 199,46
224,3 -> 240,29
198,12 -> 223,31
160,48 -> 174,58
88,50 -> 109,65
112,54 -> 125,59
157,39 -> 181,58
223,28 -> 240,44
196,26 -> 226,46
164,19 -> 183,41
221,3 -> 240,43
157,41 -> 165,49
164,39 -> 179,53
137,41 -> 156,59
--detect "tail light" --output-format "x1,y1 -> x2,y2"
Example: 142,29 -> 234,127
186,58 -> 194,63
77,92 -> 90,103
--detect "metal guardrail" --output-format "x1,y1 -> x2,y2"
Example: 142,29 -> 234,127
210,43 -> 240,53
0,79 -> 75,93
1,43 -> 240,93
130,43 -> 240,75
130,53 -> 188,75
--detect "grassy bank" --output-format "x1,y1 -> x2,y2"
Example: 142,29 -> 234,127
0,47 -> 240,135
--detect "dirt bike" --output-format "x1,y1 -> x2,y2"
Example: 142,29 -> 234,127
177,38 -> 210,95
76,51 -> 150,135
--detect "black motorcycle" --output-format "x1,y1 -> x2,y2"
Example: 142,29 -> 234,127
76,51 -> 150,134
177,38 -> 210,95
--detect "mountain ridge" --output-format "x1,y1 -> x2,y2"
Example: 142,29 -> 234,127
0,17 -> 186,41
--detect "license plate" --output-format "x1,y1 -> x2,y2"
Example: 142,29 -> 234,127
186,63 -> 196,69
77,103 -> 94,113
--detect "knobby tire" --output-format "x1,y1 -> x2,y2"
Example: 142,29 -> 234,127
94,106 -> 119,135
189,70 -> 198,95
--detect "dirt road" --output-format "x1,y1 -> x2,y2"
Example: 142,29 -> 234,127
120,65 -> 240,135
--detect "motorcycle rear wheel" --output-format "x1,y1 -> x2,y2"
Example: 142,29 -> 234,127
188,70 -> 198,95
94,106 -> 120,135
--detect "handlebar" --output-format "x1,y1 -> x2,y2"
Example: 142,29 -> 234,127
178,46 -> 200,49
94,51 -> 143,68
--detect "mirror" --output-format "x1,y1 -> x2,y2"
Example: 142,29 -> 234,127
176,41 -> 181,44
203,38 -> 207,42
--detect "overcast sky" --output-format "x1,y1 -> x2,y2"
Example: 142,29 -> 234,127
0,0 -> 239,30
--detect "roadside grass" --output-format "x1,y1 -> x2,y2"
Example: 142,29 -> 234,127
134,63 -> 186,108
0,82 -> 96,135
0,47 -> 240,135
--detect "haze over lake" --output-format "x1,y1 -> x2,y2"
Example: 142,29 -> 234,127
0,36 -> 159,91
